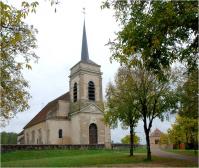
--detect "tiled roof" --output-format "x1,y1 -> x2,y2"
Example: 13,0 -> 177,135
150,128 -> 162,137
24,92 -> 70,129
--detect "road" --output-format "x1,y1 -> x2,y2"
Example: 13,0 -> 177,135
151,148 -> 198,163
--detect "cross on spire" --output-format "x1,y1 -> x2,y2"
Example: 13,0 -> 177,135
82,7 -> 86,16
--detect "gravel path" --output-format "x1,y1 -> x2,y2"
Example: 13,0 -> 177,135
151,148 -> 198,163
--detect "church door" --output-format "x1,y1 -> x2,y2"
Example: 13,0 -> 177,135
89,123 -> 97,144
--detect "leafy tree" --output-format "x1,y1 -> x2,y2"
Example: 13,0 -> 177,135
168,115 -> 198,150
105,67 -> 140,156
121,134 -> 140,145
0,1 -> 39,125
0,131 -> 18,144
0,0 -> 59,125
132,66 -> 178,160
167,124 -> 185,148
106,65 -> 178,160
159,133 -> 170,145
178,69 -> 198,119
102,0 -> 198,76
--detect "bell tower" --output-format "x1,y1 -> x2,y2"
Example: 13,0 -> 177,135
69,20 -> 103,113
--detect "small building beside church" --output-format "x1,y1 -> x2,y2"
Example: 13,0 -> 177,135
149,128 -> 162,148
17,21 -> 111,147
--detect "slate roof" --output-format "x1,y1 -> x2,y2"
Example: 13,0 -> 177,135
150,128 -> 162,137
24,92 -> 70,129
81,20 -> 89,62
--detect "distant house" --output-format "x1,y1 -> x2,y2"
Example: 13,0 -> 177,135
149,128 -> 162,148
17,21 -> 111,147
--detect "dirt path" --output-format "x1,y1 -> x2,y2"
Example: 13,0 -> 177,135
151,148 -> 198,163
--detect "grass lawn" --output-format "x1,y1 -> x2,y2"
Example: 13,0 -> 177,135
165,149 -> 199,157
1,149 -> 197,167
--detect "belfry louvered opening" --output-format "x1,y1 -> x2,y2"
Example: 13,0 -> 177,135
73,82 -> 77,102
88,81 -> 95,101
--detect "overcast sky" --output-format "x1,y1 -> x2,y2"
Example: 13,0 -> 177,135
1,0 -> 175,144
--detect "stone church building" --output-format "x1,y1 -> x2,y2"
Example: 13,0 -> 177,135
17,21 -> 111,146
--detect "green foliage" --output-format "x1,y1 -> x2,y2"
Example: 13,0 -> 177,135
105,64 -> 179,160
105,67 -> 141,156
102,0 -> 198,76
0,1 -> 39,125
121,134 -> 140,145
167,115 -> 198,148
0,131 -> 18,144
105,67 -> 140,129
0,0 -> 59,125
178,69 -> 198,118
160,133 -> 170,145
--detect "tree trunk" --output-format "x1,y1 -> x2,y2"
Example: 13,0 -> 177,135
145,130 -> 151,160
191,133 -> 197,155
130,125 -> 134,156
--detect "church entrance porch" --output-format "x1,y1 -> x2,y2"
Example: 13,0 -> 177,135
89,123 -> 97,144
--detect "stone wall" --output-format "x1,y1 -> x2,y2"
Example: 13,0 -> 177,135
70,105 -> 111,145
46,119 -> 71,144
150,136 -> 160,148
1,144 -> 105,153
1,144 -> 145,152
24,122 -> 46,144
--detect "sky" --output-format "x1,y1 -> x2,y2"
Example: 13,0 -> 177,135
1,0 -> 176,144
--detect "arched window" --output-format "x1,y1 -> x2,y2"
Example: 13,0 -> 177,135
88,81 -> 95,101
73,82 -> 77,102
58,129 -> 63,138
89,123 -> 97,144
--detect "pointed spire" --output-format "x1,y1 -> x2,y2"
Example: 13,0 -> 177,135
81,19 -> 89,62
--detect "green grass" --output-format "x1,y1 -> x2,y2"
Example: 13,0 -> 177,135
1,149 -> 197,167
165,149 -> 199,157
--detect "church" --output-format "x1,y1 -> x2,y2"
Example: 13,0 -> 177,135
17,20 -> 111,147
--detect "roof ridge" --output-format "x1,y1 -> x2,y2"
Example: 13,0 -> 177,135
23,92 -> 70,129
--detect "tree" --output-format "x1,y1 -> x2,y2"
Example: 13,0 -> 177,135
0,131 -> 18,144
102,0 -> 198,76
168,115 -> 198,150
106,65 -> 178,160
178,69 -> 198,119
133,66 -> 178,160
0,1 -> 40,125
159,133 -> 170,145
167,123 -> 185,149
0,1 -> 59,125
105,67 -> 140,156
121,134 -> 140,145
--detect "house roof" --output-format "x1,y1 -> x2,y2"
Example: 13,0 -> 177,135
24,92 -> 70,129
150,128 -> 162,137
